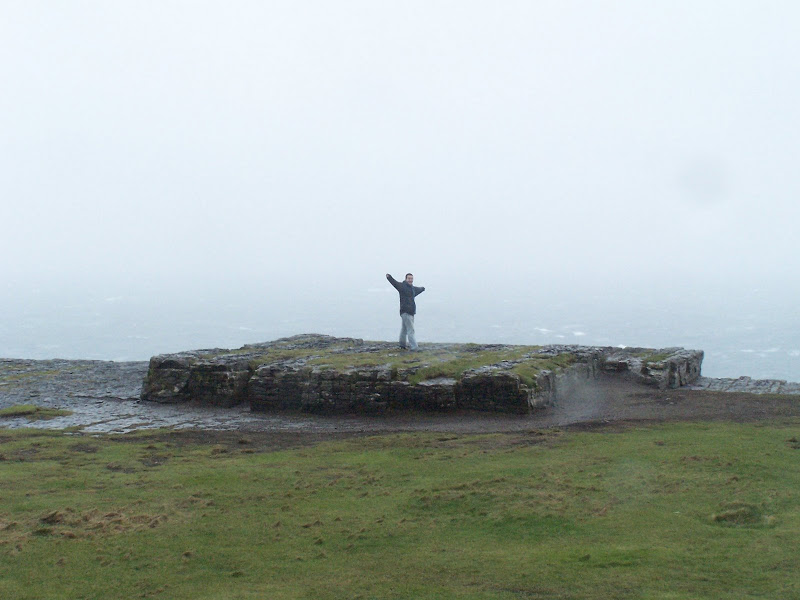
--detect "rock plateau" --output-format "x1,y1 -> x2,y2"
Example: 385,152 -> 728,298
140,334 -> 704,414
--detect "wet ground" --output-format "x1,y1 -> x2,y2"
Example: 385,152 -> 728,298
1,358 -> 799,436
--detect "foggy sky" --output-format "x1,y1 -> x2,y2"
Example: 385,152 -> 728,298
2,2 -> 800,361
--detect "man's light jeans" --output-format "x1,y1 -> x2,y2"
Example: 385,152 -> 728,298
399,312 -> 418,350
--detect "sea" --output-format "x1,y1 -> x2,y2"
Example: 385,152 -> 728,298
2,281 -> 798,382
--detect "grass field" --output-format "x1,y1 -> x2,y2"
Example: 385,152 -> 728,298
2,421 -> 800,599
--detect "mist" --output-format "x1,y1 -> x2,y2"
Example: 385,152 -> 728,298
2,2 -> 799,380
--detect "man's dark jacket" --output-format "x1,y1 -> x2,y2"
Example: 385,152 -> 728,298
386,274 -> 425,316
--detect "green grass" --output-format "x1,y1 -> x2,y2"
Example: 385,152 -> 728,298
2,422 -> 800,599
0,405 -> 73,420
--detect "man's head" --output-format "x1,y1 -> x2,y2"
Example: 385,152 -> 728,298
405,273 -> 414,284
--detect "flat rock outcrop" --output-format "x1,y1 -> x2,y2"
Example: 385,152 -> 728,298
140,334 -> 704,414
690,376 -> 800,394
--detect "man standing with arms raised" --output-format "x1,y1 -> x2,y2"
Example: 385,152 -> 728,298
386,273 -> 425,351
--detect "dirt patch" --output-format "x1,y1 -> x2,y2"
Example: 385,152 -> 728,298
139,454 -> 170,467
2,505 -> 178,553
115,429 -> 379,453
561,420 -> 651,433
711,502 -> 775,527
70,442 -> 100,453
96,428 -> 564,455
8,447 -> 40,461
38,507 -> 173,537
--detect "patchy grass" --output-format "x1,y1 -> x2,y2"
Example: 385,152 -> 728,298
2,422 -> 800,599
243,337 -> 369,368
302,345 -> 543,375
246,348 -> 323,369
243,340 -> 569,386
711,502 -> 775,527
0,405 -> 73,420
510,354 -> 577,388
633,351 -> 674,364
309,346 -> 435,370
403,351 -> 576,387
0,369 -> 63,384
406,348 -> 542,384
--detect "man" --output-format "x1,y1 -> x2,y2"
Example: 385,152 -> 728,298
386,272 -> 425,350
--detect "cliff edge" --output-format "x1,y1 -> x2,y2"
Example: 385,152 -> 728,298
140,334 -> 703,414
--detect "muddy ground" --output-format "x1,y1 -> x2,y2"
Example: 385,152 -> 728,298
1,359 -> 799,449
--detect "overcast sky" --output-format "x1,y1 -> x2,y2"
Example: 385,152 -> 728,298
2,1 -> 799,300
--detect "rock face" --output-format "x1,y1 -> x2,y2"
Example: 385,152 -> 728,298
140,334 -> 704,414
598,347 -> 704,389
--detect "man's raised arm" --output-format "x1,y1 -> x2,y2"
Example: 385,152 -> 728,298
386,273 -> 402,291
413,286 -> 425,296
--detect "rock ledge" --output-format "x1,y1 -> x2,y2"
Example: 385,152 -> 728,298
140,334 -> 703,414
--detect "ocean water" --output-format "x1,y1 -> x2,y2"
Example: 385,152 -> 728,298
2,282 -> 798,382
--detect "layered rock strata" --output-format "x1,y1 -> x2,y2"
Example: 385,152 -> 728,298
140,334 -> 703,414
